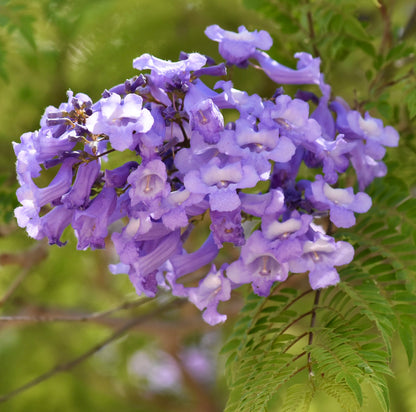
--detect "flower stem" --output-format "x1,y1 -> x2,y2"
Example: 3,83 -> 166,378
307,289 -> 321,376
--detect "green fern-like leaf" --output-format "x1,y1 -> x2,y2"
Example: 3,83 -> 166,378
280,383 -> 315,412
222,177 -> 415,411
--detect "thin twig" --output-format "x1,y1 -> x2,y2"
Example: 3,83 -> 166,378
0,268 -> 30,307
0,297 -> 153,324
401,5 -> 416,40
307,289 -> 321,376
0,298 -> 184,404
0,242 -> 48,307
378,0 -> 393,54
306,3 -> 321,59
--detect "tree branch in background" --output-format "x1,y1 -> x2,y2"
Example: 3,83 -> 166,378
378,0 -> 393,53
400,5 -> 416,40
0,298 -> 185,404
0,296 -> 153,324
0,241 -> 48,307
306,2 -> 321,59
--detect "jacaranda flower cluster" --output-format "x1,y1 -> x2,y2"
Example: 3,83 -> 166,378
14,25 -> 399,325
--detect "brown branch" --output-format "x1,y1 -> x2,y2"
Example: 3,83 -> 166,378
0,297 -> 153,324
0,298 -> 185,404
307,289 -> 321,376
0,241 -> 48,307
379,0 -> 393,54
306,3 -> 321,59
0,240 -> 48,268
401,5 -> 416,40
0,268 -> 30,307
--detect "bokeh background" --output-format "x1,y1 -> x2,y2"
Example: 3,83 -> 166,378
0,0 -> 415,411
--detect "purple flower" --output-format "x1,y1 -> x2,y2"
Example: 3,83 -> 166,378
133,52 -> 207,97
205,25 -> 273,66
188,265 -> 231,325
112,229 -> 181,297
72,187 -> 117,250
311,77 -> 335,140
37,206 -> 74,246
170,234 -> 219,279
86,93 -> 154,152
262,211 -> 311,241
262,95 -> 322,147
240,189 -> 285,217
349,141 -> 388,190
189,98 -> 224,144
210,208 -> 245,247
227,230 -> 289,296
105,161 -> 138,188
14,132 -> 42,184
62,160 -> 101,209
308,135 -> 356,184
254,51 -> 321,85
309,175 -> 372,228
16,157 -> 78,211
134,52 -> 207,78
127,159 -> 170,206
151,189 -> 205,231
184,154 -> 261,212
289,228 -> 354,289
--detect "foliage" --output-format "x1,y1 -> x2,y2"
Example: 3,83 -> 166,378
0,0 -> 36,80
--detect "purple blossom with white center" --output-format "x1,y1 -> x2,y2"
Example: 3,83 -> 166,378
150,188 -> 205,231
86,92 -> 154,152
261,212 -> 312,262
205,24 -> 273,66
307,135 -> 356,184
289,228 -> 354,289
227,230 -> 289,296
188,265 -> 231,325
331,98 -> 399,148
189,98 -> 224,144
134,52 -> 207,79
229,118 -> 296,164
240,189 -> 285,218
184,154 -> 261,212
309,175 -> 372,228
262,211 -> 311,241
262,94 -> 322,147
349,141 -> 388,190
127,159 -> 170,206
133,52 -> 207,99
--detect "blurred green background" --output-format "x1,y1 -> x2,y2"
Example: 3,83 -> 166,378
0,0 -> 415,411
